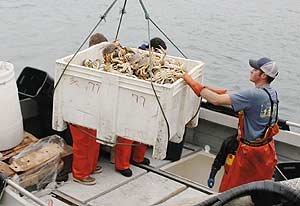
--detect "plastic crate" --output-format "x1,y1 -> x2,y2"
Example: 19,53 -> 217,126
274,161 -> 300,181
17,67 -> 53,99
52,44 -> 204,159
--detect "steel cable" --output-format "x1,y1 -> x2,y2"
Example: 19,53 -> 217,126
72,124 -> 145,146
53,0 -> 119,92
138,0 -> 202,141
114,0 -> 128,41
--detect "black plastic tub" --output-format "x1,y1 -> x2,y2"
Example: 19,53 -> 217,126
17,66 -> 53,99
274,161 -> 300,181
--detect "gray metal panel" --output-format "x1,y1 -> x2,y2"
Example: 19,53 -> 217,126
88,172 -> 187,206
185,119 -> 236,154
161,151 -> 224,192
0,187 -> 33,206
54,160 -> 146,204
145,147 -> 197,169
157,188 -> 210,206
276,141 -> 300,161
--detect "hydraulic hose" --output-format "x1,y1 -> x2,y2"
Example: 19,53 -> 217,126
195,180 -> 300,206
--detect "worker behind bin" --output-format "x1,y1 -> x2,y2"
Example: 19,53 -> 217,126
114,37 -> 167,177
138,37 -> 167,52
70,33 -> 108,185
139,37 -> 184,162
89,33 -> 108,47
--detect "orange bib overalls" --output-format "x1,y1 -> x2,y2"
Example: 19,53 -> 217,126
219,88 -> 279,192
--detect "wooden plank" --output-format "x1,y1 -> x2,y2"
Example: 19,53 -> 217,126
61,144 -> 73,158
18,160 -> 64,188
0,161 -> 15,177
0,132 -> 38,161
9,143 -> 64,172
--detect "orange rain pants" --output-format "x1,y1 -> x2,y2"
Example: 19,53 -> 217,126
219,112 -> 278,192
115,136 -> 147,170
69,124 -> 100,179
219,139 -> 277,192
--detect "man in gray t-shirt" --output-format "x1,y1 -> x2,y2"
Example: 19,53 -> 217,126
230,86 -> 278,141
180,57 -> 279,141
179,57 -> 279,192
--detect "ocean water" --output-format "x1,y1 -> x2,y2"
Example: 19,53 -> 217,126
1,0 -> 300,128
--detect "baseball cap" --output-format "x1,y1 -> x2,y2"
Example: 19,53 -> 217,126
138,43 -> 149,50
249,57 -> 278,78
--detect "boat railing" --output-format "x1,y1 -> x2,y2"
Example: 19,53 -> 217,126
286,121 -> 300,129
201,98 -> 300,130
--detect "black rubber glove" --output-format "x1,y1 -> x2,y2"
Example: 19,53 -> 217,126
207,168 -> 218,188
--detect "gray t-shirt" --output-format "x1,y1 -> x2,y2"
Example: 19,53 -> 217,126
229,86 -> 278,141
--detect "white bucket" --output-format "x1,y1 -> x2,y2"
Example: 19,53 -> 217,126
0,61 -> 24,151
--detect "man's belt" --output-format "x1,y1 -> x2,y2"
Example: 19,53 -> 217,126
240,137 -> 273,147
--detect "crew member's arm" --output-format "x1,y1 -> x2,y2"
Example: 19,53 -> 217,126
180,74 -> 232,106
204,85 -> 227,95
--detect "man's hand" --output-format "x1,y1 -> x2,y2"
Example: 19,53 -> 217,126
176,73 -> 192,80
175,74 -> 184,80
177,73 -> 205,96
207,177 -> 215,188
178,74 -> 231,105
207,168 -> 218,188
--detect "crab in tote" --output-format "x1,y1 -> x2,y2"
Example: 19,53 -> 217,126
136,63 -> 150,80
82,59 -> 102,70
156,47 -> 167,66
151,69 -> 178,84
82,59 -> 94,68
83,41 -> 188,84
118,62 -> 133,75
92,59 -> 101,69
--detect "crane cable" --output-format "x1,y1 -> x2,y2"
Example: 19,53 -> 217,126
114,0 -> 128,41
53,0 -> 119,92
139,0 -> 202,140
71,124 -> 146,146
53,0 -> 202,143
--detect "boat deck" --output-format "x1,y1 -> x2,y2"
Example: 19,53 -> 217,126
51,147 -> 210,206
5,108 -> 299,206
30,146 -> 252,206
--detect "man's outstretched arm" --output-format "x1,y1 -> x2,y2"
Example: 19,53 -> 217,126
180,74 -> 232,106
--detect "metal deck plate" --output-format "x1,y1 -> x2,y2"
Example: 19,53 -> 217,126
161,151 -> 224,192
145,147 -> 198,169
157,188 -> 210,206
40,195 -> 69,206
88,172 -> 187,206
54,160 -> 146,204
